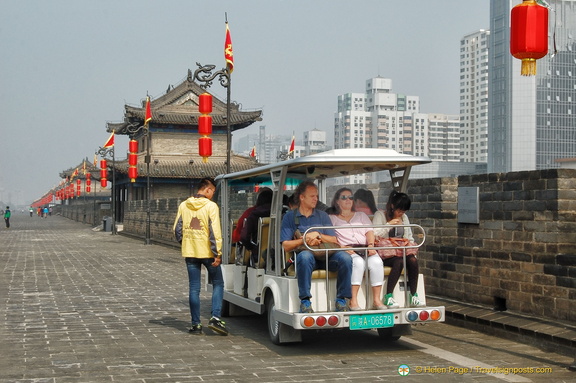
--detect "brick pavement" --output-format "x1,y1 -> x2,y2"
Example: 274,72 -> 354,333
1,214 -> 575,382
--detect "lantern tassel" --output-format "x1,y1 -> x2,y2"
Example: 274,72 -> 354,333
202,157 -> 208,163
521,59 -> 537,76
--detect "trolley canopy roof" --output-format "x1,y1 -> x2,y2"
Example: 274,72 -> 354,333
217,148 -> 431,182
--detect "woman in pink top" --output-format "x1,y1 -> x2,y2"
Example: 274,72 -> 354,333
328,188 -> 385,310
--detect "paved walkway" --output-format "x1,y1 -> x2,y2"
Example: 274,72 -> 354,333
1,214 -> 574,382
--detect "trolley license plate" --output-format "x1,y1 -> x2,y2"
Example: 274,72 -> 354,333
349,313 -> 394,330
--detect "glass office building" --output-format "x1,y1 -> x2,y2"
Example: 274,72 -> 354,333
489,0 -> 576,172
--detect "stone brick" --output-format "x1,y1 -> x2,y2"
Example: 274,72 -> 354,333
543,264 -> 568,277
520,283 -> 543,295
556,277 -> 576,289
510,252 -> 532,262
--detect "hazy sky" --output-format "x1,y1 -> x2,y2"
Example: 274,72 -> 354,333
0,0 -> 489,206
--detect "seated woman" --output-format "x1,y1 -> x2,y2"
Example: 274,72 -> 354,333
373,190 -> 423,308
353,188 -> 379,216
327,188 -> 385,311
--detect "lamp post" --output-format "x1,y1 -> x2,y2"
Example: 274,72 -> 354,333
96,145 -> 116,235
126,121 -> 152,245
192,62 -> 231,173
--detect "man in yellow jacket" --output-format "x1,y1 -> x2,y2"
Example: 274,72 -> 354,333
173,178 -> 228,335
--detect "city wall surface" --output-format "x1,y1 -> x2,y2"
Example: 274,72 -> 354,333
63,169 -> 576,322
406,169 -> 576,323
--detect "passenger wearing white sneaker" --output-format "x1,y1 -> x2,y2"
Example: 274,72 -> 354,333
374,191 -> 422,308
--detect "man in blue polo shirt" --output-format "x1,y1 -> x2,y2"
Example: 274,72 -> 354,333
281,180 -> 352,313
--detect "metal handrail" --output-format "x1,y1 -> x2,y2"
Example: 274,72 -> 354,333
296,224 -> 425,311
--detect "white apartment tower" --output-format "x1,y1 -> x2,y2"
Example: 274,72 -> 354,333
460,30 -> 490,163
489,0 -> 576,172
429,114 -> 461,161
335,93 -> 371,150
335,77 -> 437,157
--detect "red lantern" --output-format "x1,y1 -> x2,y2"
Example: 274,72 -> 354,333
129,139 -> 138,153
199,137 -> 213,159
128,167 -> 138,180
128,139 -> 138,182
100,159 -> 108,188
199,93 -> 213,114
86,185 -> 91,193
510,0 -> 548,76
198,115 -> 212,135
198,93 -> 213,163
128,153 -> 138,166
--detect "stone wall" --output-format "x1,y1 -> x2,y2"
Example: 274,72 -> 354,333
407,169 -> 576,322
57,201 -> 111,227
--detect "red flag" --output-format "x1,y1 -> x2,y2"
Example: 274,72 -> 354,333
249,146 -> 256,157
224,22 -> 234,73
288,136 -> 295,153
103,132 -> 115,148
145,96 -> 152,125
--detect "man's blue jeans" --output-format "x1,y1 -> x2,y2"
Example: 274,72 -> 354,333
185,257 -> 224,325
295,250 -> 352,301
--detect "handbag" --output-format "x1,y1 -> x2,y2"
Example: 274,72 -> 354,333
376,237 -> 418,259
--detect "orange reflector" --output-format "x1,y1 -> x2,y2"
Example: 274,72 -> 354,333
430,310 -> 441,321
303,316 -> 315,327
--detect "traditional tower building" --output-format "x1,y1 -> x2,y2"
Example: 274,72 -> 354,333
107,69 -> 263,206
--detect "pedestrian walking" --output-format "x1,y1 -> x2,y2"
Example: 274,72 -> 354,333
173,178 -> 228,336
4,206 -> 11,228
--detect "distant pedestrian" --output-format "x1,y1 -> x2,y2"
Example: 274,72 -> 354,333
43,207 -> 49,218
173,177 -> 228,336
4,206 -> 11,228
29,207 -> 33,217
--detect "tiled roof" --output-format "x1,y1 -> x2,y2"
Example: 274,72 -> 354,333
107,70 -> 262,134
112,155 -> 260,179
60,160 -> 101,180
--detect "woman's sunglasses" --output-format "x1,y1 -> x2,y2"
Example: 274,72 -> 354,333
339,195 -> 354,200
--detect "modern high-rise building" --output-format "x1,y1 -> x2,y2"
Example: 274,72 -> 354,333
334,92 -> 371,150
429,113 -> 461,161
489,0 -> 576,172
335,78 -> 431,157
460,29 -> 490,163
303,129 -> 330,155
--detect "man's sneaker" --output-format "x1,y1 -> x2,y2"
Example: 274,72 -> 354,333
384,293 -> 399,309
188,324 -> 203,335
410,293 -> 424,307
299,299 -> 314,313
208,317 -> 229,336
335,298 -> 349,312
